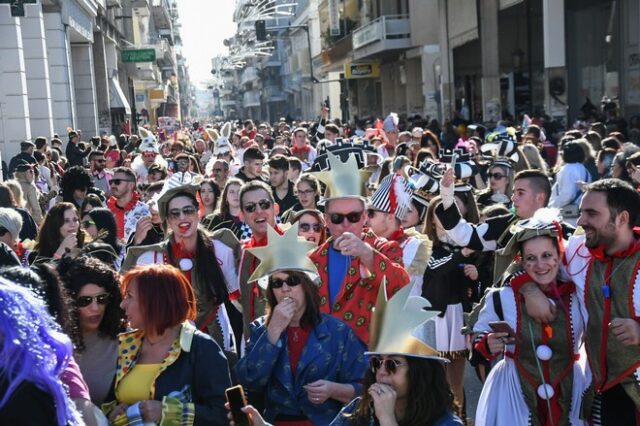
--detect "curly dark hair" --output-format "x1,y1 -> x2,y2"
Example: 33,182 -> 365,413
0,264 -> 82,350
57,256 -> 125,351
60,165 -> 92,205
350,356 -> 456,425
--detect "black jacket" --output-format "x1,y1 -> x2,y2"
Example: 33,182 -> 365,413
0,377 -> 58,426
8,153 -> 36,177
107,327 -> 232,425
65,141 -> 91,168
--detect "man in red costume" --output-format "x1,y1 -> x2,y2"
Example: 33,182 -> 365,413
310,152 -> 410,344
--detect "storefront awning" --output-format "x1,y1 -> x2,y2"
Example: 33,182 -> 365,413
109,77 -> 131,115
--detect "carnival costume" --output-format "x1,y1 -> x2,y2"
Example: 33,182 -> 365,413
473,211 -> 589,426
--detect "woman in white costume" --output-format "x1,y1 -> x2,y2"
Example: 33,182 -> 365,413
473,209 -> 589,426
122,173 -> 240,355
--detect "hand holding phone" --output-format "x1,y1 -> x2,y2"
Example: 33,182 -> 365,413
225,385 -> 250,426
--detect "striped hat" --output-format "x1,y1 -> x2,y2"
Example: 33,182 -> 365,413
369,174 -> 413,220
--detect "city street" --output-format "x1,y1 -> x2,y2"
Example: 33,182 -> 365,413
1,0 -> 639,425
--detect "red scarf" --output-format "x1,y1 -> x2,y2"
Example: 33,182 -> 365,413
291,144 -> 311,161
587,228 -> 640,261
166,241 -> 195,283
107,191 -> 142,239
387,227 -> 405,243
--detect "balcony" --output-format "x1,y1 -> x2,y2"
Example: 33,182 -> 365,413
221,99 -> 237,108
154,38 -> 175,67
243,90 -> 261,108
352,15 -> 412,60
264,85 -> 285,102
240,67 -> 259,86
150,0 -> 172,29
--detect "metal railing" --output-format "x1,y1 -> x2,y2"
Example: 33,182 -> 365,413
240,67 -> 260,85
352,14 -> 410,50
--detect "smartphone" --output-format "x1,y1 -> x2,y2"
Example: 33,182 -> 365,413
450,152 -> 458,175
489,321 -> 516,340
225,385 -> 250,426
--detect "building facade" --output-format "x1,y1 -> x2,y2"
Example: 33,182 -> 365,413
0,0 -> 193,163
216,0 -> 640,128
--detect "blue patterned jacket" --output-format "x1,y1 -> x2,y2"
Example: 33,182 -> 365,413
236,314 -> 366,425
330,397 -> 464,425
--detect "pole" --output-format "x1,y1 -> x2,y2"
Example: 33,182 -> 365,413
265,24 -> 318,84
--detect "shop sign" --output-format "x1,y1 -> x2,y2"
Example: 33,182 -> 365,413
344,63 -> 380,79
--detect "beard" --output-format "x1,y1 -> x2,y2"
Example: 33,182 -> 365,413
583,222 -> 616,249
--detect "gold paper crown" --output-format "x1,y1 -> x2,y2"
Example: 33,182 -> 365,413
246,223 -> 319,287
205,128 -> 220,142
313,151 -> 372,200
367,278 -> 445,361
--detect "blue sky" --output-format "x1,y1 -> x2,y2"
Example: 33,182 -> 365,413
176,0 -> 236,86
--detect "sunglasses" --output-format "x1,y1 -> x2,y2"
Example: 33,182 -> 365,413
82,220 -> 95,228
298,222 -> 322,232
0,227 -> 9,237
328,211 -> 363,225
243,199 -> 272,213
296,189 -> 315,196
369,357 -> 407,374
269,276 -> 302,289
168,205 -> 198,220
110,178 -> 134,186
487,173 -> 506,180
76,293 -> 110,308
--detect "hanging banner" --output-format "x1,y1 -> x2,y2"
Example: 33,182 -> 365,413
329,0 -> 340,36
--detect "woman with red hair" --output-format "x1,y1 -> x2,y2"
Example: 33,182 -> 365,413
105,264 -> 232,426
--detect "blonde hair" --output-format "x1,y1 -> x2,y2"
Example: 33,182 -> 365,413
5,180 -> 25,208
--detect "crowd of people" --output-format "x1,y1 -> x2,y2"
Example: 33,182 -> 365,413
0,108 -> 639,426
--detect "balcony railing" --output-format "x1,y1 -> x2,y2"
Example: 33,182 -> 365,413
264,85 -> 285,102
243,90 -> 261,108
240,67 -> 260,86
352,15 -> 410,50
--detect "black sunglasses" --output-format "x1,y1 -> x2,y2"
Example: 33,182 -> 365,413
328,211 -> 363,225
298,222 -> 322,232
110,178 -> 134,186
369,357 -> 407,374
168,205 -> 198,220
487,173 -> 506,180
243,199 -> 272,213
269,276 -> 302,289
76,293 -> 110,308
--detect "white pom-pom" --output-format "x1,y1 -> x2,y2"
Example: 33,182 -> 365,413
528,208 -> 562,228
537,384 -> 555,400
179,258 -> 193,271
536,345 -> 553,361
